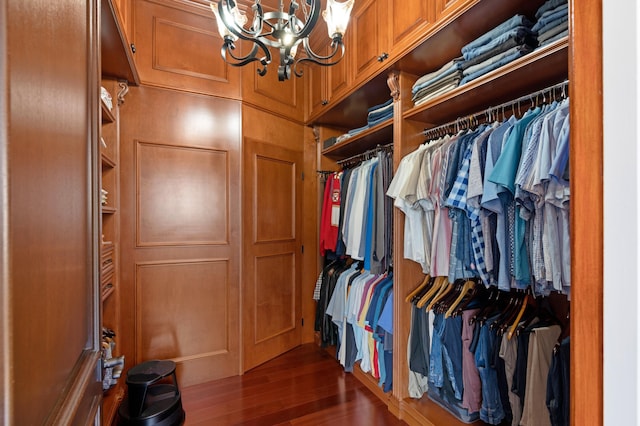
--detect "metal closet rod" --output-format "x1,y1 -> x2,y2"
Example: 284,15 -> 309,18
423,79 -> 570,140
336,142 -> 394,167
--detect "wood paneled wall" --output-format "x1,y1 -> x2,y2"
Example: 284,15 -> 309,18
119,86 -> 242,386
1,0 -> 102,423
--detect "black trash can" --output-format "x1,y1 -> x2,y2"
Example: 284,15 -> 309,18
117,360 -> 185,426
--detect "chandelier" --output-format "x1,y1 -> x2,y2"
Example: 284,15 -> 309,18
210,0 -> 354,80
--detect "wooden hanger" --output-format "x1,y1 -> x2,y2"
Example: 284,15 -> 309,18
426,279 -> 454,311
445,279 -> 475,318
417,276 -> 446,309
405,274 -> 431,303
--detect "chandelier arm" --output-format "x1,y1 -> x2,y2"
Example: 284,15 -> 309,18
218,1 -> 264,41
289,0 -> 320,39
292,38 -> 345,77
222,39 -> 271,76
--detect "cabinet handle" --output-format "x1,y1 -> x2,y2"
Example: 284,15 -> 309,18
377,52 -> 389,62
321,99 -> 329,106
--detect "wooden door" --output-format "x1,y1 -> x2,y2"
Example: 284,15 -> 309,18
243,139 -> 303,371
119,86 -> 242,387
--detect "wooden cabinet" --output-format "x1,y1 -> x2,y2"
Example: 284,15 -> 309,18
132,0 -> 242,100
100,0 -> 139,423
311,0 -> 570,424
306,40 -> 351,120
99,79 -> 126,424
349,0 -> 391,83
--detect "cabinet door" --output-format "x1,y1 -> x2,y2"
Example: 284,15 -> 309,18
328,39 -> 350,101
349,0 -> 390,83
436,0 -> 473,22
388,0 -> 434,56
306,53 -> 328,119
242,55 -> 306,122
133,0 -> 242,99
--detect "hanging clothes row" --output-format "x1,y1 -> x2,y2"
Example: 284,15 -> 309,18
315,144 -> 395,390
389,80 -> 570,297
314,258 -> 394,392
397,80 -> 571,426
318,145 -> 394,274
407,277 -> 569,426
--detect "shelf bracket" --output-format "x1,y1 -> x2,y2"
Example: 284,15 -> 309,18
387,71 -> 400,101
117,80 -> 129,106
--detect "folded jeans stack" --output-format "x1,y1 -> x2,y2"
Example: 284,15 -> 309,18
459,14 -> 537,86
533,0 -> 568,48
336,98 -> 394,144
411,58 -> 465,106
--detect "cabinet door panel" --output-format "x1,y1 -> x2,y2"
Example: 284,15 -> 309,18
350,0 -> 387,79
242,59 -> 305,122
134,0 -> 241,99
306,56 -> 327,119
390,0 -> 433,47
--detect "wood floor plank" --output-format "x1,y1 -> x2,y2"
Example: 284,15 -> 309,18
180,344 -> 406,425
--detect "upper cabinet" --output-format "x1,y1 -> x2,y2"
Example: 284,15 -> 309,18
308,0 -> 562,129
132,0 -> 242,99
102,0 -> 140,85
306,35 -> 351,119
348,0 -> 391,83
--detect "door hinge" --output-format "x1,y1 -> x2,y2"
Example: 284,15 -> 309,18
301,318 -> 304,326
301,171 -> 305,181
301,245 -> 304,254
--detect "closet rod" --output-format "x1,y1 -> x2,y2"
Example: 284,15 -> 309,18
423,79 -> 569,140
336,142 -> 393,168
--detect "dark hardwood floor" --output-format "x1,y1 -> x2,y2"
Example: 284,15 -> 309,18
180,343 -> 407,425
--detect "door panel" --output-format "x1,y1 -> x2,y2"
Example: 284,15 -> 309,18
243,139 -> 303,371
119,86 -> 241,386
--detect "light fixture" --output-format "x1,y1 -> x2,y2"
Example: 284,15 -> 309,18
210,0 -> 354,81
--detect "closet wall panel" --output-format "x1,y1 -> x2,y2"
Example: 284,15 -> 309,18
132,0 -> 241,99
1,0 -> 102,423
136,142 -> 229,245
120,85 -> 242,386
241,62 -> 305,123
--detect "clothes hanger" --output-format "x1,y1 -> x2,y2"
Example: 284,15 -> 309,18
444,279 -> 475,318
471,285 -> 499,324
426,279 -> 455,312
453,279 -> 485,316
405,274 -> 431,303
416,276 -> 446,309
434,279 -> 465,314
410,276 -> 435,304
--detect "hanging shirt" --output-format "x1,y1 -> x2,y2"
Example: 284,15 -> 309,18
319,172 -> 342,256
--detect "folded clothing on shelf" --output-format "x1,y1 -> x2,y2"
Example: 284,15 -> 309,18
101,86 -> 113,110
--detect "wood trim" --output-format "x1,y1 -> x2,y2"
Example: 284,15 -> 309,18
0,1 -> 8,422
569,0 -> 603,425
46,351 -> 102,426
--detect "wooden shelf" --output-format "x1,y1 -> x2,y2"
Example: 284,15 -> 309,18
101,152 -> 116,169
404,37 -> 569,127
102,381 -> 125,425
101,0 -> 139,85
101,205 -> 116,214
308,0 -> 550,129
400,397 -> 486,426
322,119 -> 394,160
101,99 -> 115,124
101,284 -> 115,302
